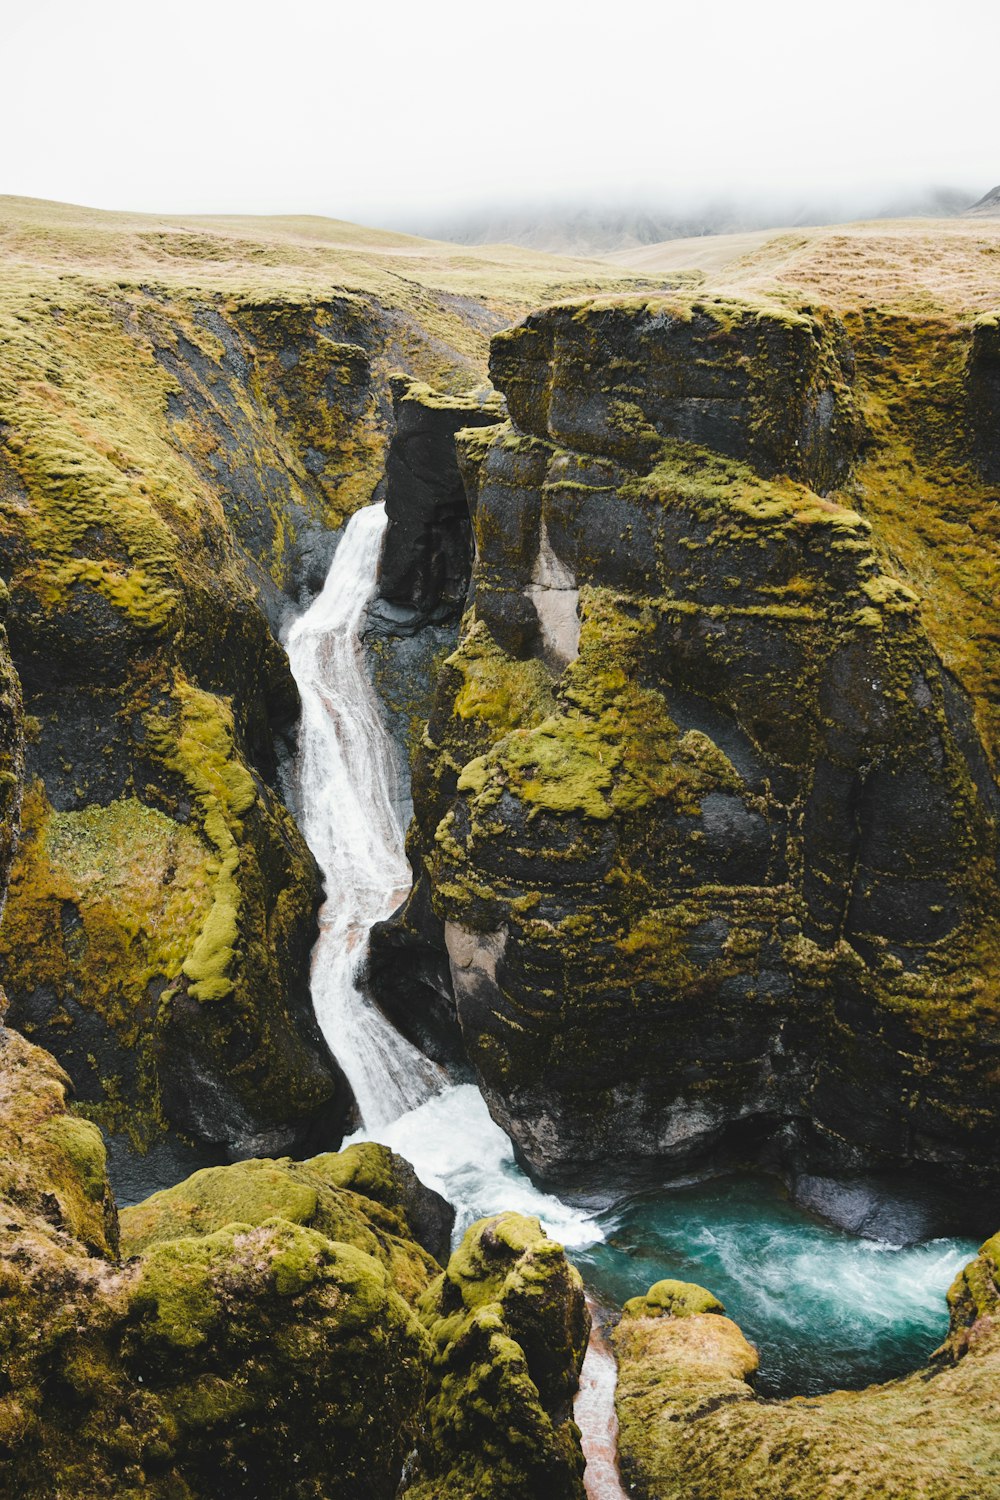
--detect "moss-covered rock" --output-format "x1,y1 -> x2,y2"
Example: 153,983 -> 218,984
0,1017 -> 594,1498
0,1025 -> 436,1498
384,292 -> 1000,1214
611,1252 -> 1000,1498
407,1211 -> 590,1500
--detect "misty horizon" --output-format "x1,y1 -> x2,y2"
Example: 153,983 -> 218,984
3,0 -> 997,234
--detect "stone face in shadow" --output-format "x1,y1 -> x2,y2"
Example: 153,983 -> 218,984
378,374 -> 505,623
393,293 -> 1000,1207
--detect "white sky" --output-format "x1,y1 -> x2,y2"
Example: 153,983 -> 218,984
3,0 -> 998,227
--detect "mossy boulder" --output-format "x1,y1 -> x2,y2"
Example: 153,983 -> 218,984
622,1279 -> 725,1321
0,1024 -> 594,1498
381,292 -> 1000,1216
611,1253 -> 1000,1498
407,1211 -> 590,1500
0,1026 -> 434,1497
119,1144 -> 452,1304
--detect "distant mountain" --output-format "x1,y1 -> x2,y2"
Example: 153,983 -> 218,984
410,188 -> 972,257
964,185 -> 1000,217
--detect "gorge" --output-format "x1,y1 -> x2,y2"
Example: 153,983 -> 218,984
0,198 -> 999,1498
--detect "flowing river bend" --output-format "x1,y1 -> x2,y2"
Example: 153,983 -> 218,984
285,503 -> 976,1487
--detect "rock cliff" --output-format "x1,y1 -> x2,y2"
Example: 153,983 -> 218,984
383,291 -> 1000,1211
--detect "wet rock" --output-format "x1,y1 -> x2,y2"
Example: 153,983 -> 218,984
388,293 -> 1000,1206
611,1255 -> 1000,1498
377,375 -> 505,623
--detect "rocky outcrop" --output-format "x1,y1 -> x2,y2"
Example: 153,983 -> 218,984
377,374 -> 505,624
611,1251 -> 1000,1498
0,1020 -> 589,1498
968,312 -> 1000,481
408,1211 -> 590,1500
382,292 -> 1000,1212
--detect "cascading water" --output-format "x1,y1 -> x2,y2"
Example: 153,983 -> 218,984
284,504 -> 443,1126
284,503 -> 598,1246
285,502 -> 976,1491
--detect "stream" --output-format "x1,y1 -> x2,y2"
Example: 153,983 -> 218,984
284,502 -> 975,1489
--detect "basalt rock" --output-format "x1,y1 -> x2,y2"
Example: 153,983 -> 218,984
377,374 -> 505,623
383,293 -> 1000,1213
611,1253 -> 1000,1498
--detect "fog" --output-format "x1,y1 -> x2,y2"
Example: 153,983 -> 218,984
3,0 -> 997,230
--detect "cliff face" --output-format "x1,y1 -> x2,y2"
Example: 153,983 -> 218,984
0,194 -> 648,1178
386,292 -> 1000,1203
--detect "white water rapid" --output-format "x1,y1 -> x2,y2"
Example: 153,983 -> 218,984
284,503 -> 601,1248
284,503 -> 444,1126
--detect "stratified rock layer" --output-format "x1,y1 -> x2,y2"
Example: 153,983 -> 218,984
386,292 -> 1000,1208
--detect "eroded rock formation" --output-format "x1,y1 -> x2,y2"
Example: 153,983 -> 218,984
382,293 -> 1000,1211
611,1253 -> 1000,1498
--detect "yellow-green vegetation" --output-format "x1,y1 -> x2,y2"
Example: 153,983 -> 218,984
611,1253 -> 1000,1499
0,1017 -> 592,1498
0,1025 -> 117,1257
621,1278 -> 726,1320
120,1148 -> 445,1306
407,1212 -> 590,1500
0,194 -> 651,1158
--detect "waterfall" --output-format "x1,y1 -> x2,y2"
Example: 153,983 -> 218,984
284,503 -> 444,1127
284,502 -> 601,1245
280,500 -> 968,1486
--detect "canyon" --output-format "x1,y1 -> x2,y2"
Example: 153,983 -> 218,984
0,197 -> 998,1497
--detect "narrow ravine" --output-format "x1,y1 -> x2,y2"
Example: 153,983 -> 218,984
284,504 -> 444,1126
576,1300 -> 629,1500
283,500 -> 971,1488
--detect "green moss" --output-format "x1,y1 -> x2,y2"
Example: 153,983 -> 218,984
120,1149 -> 444,1309
622,1278 -> 725,1320
409,1213 -> 588,1500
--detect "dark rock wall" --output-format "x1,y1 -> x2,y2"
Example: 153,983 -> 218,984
377,374 -> 505,624
0,280 -> 489,1176
381,293 -> 1000,1205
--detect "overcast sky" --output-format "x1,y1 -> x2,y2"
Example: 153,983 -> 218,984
3,0 -> 998,228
